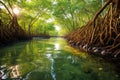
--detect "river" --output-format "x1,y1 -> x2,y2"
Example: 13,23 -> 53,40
0,38 -> 119,80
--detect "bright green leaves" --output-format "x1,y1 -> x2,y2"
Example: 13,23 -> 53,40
52,0 -> 102,32
0,0 -> 102,36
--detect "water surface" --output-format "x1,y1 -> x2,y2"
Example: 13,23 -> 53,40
0,38 -> 119,80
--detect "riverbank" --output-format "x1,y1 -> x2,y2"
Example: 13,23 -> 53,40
65,29 -> 120,75
65,0 -> 120,60
0,16 -> 31,47
65,27 -> 120,59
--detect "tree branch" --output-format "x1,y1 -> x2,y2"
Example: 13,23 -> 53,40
0,1 -> 13,19
93,0 -> 112,27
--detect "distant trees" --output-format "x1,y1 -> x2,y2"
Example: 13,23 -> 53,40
52,0 -> 101,31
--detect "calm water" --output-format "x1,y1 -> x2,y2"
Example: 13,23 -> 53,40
0,38 -> 119,80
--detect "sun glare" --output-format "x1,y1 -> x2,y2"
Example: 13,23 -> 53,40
46,18 -> 54,23
26,0 -> 31,2
55,43 -> 60,50
0,5 -> 5,9
13,8 -> 20,15
55,25 -> 61,31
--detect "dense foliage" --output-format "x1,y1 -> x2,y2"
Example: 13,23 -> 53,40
0,0 -> 102,36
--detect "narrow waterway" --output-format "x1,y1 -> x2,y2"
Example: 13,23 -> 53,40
0,38 -> 119,80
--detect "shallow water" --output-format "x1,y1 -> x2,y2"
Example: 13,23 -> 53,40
0,38 -> 119,80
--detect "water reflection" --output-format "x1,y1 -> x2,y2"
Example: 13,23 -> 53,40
54,43 -> 60,50
10,65 -> 21,78
0,38 -> 119,80
46,53 -> 56,80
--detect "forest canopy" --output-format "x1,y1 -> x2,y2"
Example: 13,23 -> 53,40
0,0 -> 102,36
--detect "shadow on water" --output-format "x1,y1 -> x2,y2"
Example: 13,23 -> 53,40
0,37 -> 120,80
